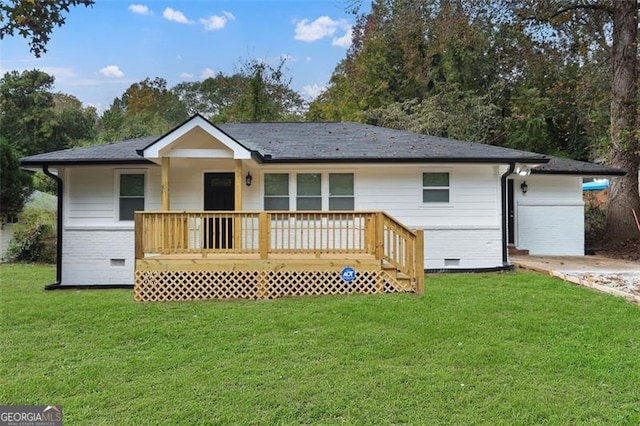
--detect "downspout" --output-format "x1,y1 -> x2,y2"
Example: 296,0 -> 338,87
500,163 -> 516,265
43,165 -> 63,290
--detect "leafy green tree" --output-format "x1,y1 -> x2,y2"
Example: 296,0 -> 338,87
0,70 -> 99,155
53,93 -> 97,146
97,78 -> 188,142
0,0 -> 94,57
366,83 -> 501,144
0,138 -> 33,224
0,70 -> 57,156
306,60 -> 363,122
173,73 -> 245,120
226,59 -> 305,122
510,0 -> 639,241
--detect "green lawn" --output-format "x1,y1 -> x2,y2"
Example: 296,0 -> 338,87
1,264 -> 639,425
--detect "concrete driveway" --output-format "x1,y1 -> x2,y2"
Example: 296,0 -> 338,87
511,255 -> 640,304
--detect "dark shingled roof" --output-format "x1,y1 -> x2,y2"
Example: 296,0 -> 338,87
20,120 -> 624,175
21,136 -> 156,165
217,122 -> 548,163
532,157 -> 626,176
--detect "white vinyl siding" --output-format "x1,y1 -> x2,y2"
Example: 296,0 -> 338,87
512,175 -> 584,255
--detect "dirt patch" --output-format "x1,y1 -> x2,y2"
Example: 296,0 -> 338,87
590,238 -> 640,262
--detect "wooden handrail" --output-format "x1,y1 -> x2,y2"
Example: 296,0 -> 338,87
379,212 -> 419,281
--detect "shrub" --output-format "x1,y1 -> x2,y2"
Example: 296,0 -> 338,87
584,191 -> 607,247
7,207 -> 56,263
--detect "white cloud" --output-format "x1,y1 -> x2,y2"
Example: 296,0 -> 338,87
128,4 -> 151,15
332,28 -> 353,48
163,7 -> 191,24
99,65 -> 124,78
302,83 -> 326,100
306,56 -> 312,62
180,72 -> 194,79
200,67 -> 216,79
294,16 -> 349,42
40,67 -> 78,80
200,11 -> 235,31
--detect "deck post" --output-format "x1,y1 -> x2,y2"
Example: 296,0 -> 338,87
364,214 -> 375,254
374,212 -> 384,259
161,157 -> 170,211
259,212 -> 269,259
234,160 -> 243,210
234,160 -> 243,249
134,212 -> 143,260
414,229 -> 425,294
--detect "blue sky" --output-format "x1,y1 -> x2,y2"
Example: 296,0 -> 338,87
1,1 -> 366,113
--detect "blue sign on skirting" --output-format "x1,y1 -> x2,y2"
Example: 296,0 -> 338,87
341,267 -> 356,283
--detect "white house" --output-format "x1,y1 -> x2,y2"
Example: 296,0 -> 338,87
20,114 -> 624,292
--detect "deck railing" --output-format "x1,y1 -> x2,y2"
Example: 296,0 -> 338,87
135,211 -> 424,289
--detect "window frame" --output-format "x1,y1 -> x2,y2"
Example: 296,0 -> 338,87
421,170 -> 452,206
115,169 -> 146,222
262,171 -> 356,211
263,173 -> 290,211
328,172 -> 355,211
296,173 -> 322,211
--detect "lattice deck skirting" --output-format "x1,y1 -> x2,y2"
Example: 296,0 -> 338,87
134,259 -> 415,301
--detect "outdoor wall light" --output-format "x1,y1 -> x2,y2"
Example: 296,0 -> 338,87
520,181 -> 528,194
245,172 -> 253,187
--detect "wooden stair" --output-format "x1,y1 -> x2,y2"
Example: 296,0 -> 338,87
382,262 -> 414,292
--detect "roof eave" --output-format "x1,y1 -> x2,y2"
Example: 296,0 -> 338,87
258,157 -> 550,164
531,169 -> 627,176
20,159 -> 154,167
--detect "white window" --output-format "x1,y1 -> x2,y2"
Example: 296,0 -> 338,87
296,173 -> 322,210
119,173 -> 145,221
263,172 -> 355,211
422,172 -> 450,203
264,173 -> 289,210
329,173 -> 354,210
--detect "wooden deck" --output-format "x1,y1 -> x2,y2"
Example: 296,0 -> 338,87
134,211 -> 424,301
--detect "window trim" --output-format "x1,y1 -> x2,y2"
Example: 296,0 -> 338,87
421,170 -> 452,206
262,171 -> 356,211
115,169 -> 146,222
328,172 -> 355,211
296,173 -> 322,211
263,172 -> 290,211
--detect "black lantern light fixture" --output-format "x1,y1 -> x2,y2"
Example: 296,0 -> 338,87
520,181 -> 528,194
245,172 -> 253,187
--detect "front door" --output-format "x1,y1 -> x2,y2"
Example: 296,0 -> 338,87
507,179 -> 515,245
204,173 -> 235,249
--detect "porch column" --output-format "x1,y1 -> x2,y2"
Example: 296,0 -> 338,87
234,159 -> 243,249
161,157 -> 170,211
234,159 -> 243,210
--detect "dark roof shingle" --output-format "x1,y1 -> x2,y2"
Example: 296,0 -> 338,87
20,120 -> 624,175
218,122 -> 548,163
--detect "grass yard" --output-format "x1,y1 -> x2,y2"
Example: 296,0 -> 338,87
1,264 -> 639,425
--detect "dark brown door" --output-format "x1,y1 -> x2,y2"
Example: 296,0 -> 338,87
204,173 -> 234,249
507,180 -> 515,245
